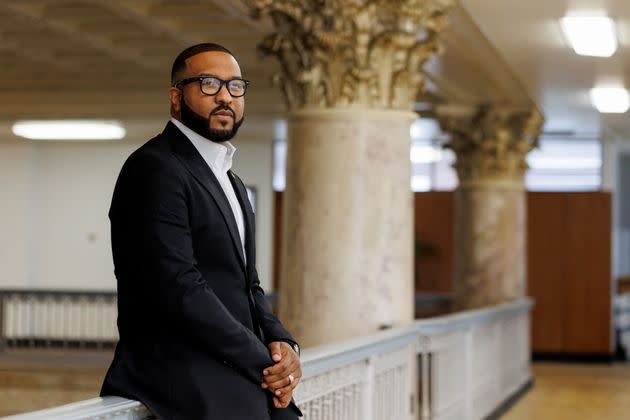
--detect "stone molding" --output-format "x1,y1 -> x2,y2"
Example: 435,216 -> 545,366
246,0 -> 454,111
437,104 -> 544,186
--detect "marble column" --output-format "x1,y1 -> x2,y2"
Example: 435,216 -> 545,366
437,105 -> 543,310
248,0 -> 453,347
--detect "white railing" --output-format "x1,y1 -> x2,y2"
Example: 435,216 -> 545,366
415,300 -> 532,420
0,290 -> 118,349
294,326 -> 418,419
4,299 -> 533,420
1,397 -> 154,420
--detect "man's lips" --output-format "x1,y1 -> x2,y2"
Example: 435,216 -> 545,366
213,110 -> 233,118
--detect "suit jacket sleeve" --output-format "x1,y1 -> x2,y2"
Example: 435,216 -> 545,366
228,172 -> 298,348
115,152 -> 274,385
250,268 -> 298,348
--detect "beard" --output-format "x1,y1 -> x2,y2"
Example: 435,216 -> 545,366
180,96 -> 244,143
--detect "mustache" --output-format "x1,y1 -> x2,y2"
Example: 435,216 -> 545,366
210,104 -> 235,118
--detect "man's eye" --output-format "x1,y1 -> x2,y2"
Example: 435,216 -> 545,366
229,81 -> 246,91
203,78 -> 221,88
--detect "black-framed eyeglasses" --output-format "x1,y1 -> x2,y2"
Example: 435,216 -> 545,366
173,76 -> 250,97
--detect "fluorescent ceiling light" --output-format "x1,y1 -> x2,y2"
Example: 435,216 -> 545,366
560,16 -> 617,57
12,120 -> 126,140
590,87 -> 630,113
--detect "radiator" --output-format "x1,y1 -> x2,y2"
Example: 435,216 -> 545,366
0,291 -> 118,348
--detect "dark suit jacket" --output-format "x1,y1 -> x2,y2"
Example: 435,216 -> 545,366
101,121 -> 302,420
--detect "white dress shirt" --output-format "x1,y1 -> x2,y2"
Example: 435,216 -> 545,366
170,118 -> 246,263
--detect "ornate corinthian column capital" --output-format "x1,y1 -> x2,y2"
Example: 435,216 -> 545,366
437,104 -> 544,187
246,0 -> 454,111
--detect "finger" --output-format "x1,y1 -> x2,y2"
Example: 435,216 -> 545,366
262,370 -> 288,389
264,361 -> 291,378
265,363 -> 302,383
264,362 -> 299,384
267,370 -> 302,395
264,365 -> 292,383
266,375 -> 292,392
277,393 -> 292,407
273,396 -> 283,408
274,376 -> 300,397
263,356 -> 290,376
264,355 -> 298,377
268,342 -> 283,363
280,391 -> 293,406
264,366 -> 298,386
273,396 -> 290,408
267,344 -> 298,373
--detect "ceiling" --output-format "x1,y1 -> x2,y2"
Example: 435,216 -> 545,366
0,0 -> 282,128
0,0 -> 624,142
461,0 -> 630,139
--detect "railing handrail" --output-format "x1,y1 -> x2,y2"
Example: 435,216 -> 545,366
300,325 -> 419,377
299,298 -> 533,376
2,397 -> 152,420
413,298 -> 534,334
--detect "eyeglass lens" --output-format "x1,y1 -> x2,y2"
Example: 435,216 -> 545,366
201,78 -> 247,96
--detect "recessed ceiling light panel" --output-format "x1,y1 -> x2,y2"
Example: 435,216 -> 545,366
560,16 -> 617,57
590,87 -> 630,113
12,120 -> 126,140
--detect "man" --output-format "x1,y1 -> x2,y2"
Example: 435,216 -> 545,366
101,43 -> 303,420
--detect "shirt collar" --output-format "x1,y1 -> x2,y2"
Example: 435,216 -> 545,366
170,117 -> 236,174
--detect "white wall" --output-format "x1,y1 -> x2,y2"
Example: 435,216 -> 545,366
0,122 -> 276,292
34,142 -> 137,290
0,141 -> 136,290
0,142 -> 34,288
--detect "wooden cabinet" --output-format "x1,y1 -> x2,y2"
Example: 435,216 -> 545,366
414,192 -> 454,294
412,191 -> 613,355
528,192 -> 612,355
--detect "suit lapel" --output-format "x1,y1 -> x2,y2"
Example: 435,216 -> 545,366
229,171 -> 256,283
164,122 -> 247,274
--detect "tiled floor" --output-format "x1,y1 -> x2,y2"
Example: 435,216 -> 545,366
504,362 -> 630,420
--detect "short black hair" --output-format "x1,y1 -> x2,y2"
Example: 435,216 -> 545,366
170,43 -> 234,85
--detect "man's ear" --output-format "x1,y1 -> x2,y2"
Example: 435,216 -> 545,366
169,87 -> 182,117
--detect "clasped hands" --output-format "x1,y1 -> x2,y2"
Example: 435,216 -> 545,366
261,341 -> 302,409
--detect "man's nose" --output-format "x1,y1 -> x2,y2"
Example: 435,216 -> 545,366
214,83 -> 232,105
